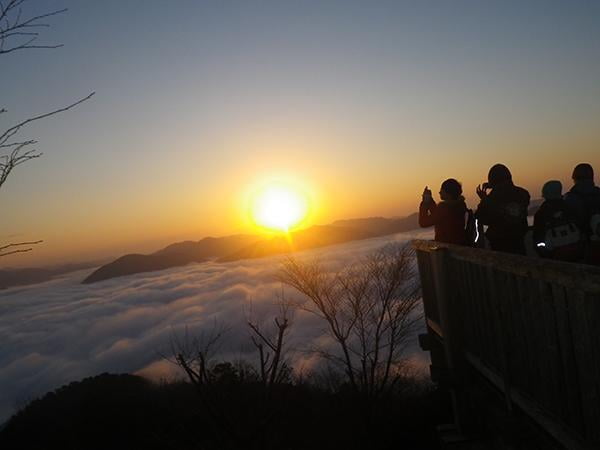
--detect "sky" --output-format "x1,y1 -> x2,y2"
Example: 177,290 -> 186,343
0,229 -> 431,422
2,0 -> 600,266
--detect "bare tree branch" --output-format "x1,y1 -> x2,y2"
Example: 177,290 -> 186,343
0,0 -> 66,55
247,295 -> 293,388
0,92 -> 95,192
0,239 -> 42,252
0,239 -> 42,257
0,92 -> 96,146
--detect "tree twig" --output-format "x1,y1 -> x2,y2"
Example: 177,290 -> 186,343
0,239 -> 42,257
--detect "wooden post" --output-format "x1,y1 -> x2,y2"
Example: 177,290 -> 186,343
430,247 -> 471,435
486,266 -> 513,413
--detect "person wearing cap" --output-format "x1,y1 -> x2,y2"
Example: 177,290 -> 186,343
564,163 -> 600,265
419,178 -> 469,245
475,164 -> 530,255
533,180 -> 582,261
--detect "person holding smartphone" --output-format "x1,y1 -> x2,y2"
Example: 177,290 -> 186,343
475,164 -> 530,255
419,178 -> 469,245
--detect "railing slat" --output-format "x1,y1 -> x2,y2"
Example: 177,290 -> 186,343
569,290 -> 600,442
514,275 -> 537,402
417,251 -> 441,332
551,282 -> 585,435
462,261 -> 482,357
537,280 -> 562,416
481,265 -> 501,371
504,273 -> 526,403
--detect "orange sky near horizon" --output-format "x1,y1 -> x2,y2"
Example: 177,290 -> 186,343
4,130 -> 599,268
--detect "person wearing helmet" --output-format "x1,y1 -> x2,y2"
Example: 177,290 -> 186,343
475,164 -> 530,255
564,163 -> 600,265
419,178 -> 469,245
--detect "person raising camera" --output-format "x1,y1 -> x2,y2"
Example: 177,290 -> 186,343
419,178 -> 469,245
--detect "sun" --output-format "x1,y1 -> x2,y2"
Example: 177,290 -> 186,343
250,182 -> 309,232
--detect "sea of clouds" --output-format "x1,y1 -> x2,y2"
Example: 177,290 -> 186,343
0,230 -> 432,422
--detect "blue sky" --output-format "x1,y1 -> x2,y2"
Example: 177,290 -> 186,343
1,0 -> 599,265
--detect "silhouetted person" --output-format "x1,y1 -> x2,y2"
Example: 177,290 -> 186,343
564,163 -> 600,265
533,180 -> 583,262
419,178 -> 469,245
475,164 -> 530,255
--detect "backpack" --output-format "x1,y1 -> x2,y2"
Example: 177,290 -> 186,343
543,211 -> 581,249
541,209 -> 583,261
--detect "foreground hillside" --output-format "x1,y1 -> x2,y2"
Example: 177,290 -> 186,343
0,372 -> 449,450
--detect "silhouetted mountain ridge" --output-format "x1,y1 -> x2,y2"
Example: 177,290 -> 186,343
5,204 -> 539,288
217,225 -> 373,262
0,262 -> 97,290
83,235 -> 260,284
83,214 -> 420,284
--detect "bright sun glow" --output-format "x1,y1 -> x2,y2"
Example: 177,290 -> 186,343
251,183 -> 309,232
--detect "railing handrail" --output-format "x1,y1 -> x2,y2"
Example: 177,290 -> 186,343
413,239 -> 600,293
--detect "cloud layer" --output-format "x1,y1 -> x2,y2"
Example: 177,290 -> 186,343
0,230 -> 432,422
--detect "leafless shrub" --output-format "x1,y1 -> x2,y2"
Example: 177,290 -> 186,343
163,322 -> 242,448
164,322 -> 229,387
166,306 -> 296,450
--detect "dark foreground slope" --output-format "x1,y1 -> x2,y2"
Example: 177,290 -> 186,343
83,213 -> 419,284
0,372 -> 448,450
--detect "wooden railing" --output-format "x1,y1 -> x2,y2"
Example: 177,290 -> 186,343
413,239 -> 600,449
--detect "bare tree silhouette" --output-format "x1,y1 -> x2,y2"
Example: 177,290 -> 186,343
166,303 -> 297,450
164,323 -> 243,449
167,322 -> 229,387
278,243 -> 422,398
0,0 -> 94,257
247,296 -> 294,388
